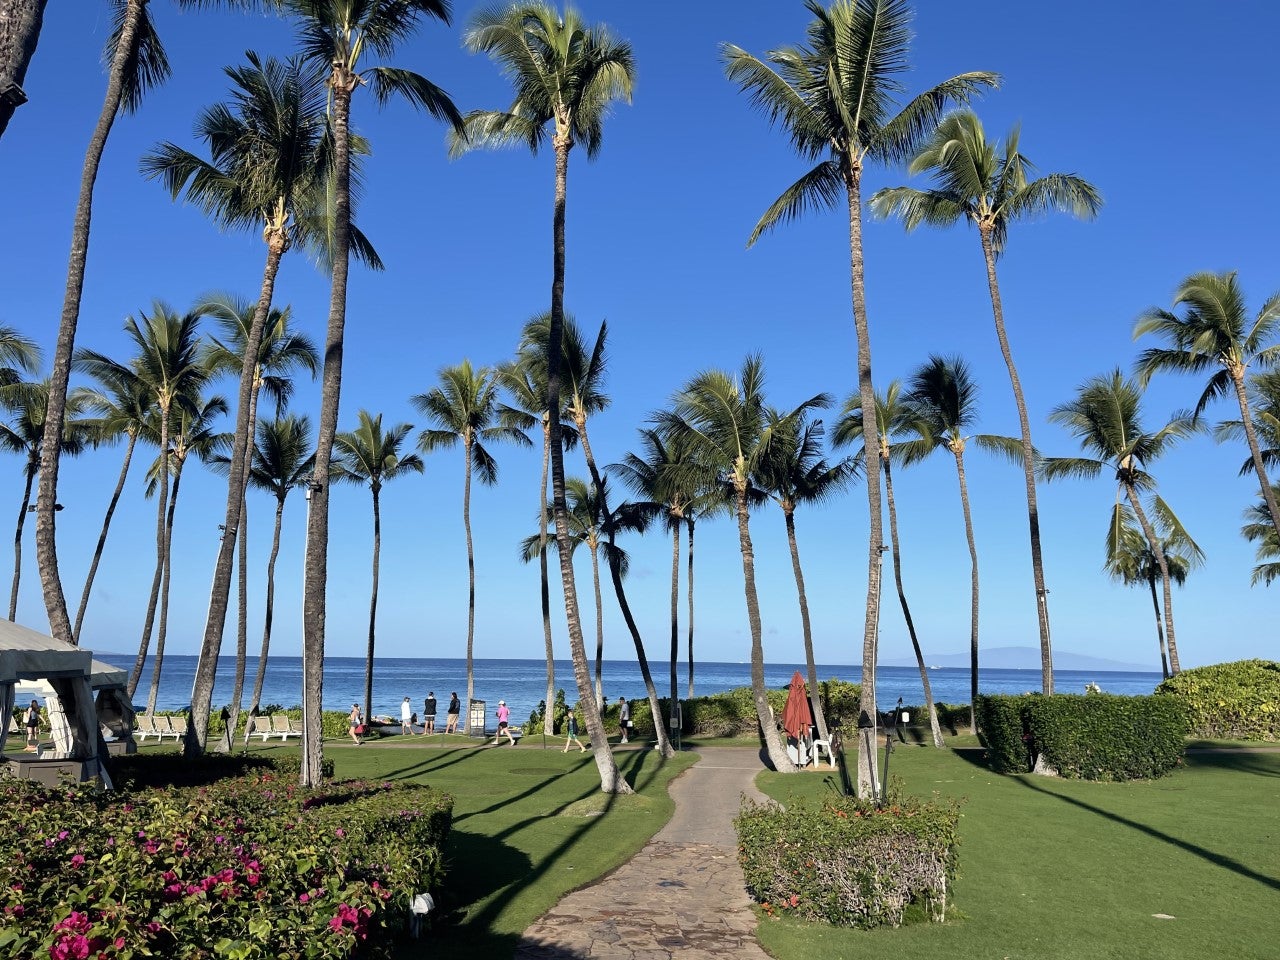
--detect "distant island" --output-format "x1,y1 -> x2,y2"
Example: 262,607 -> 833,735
883,646 -> 1152,672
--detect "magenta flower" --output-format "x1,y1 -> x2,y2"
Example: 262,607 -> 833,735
69,854 -> 85,868
50,933 -> 90,960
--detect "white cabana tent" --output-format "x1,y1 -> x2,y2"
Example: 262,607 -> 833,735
0,619 -> 111,785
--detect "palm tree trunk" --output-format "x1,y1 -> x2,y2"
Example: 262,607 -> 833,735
1146,572 -> 1170,680
979,229 -> 1053,694
73,431 -> 136,643
36,0 -> 142,646
538,420 -> 555,736
129,414 -> 170,700
547,129 -> 626,793
882,458 -> 944,748
669,518 -> 679,710
1125,487 -> 1180,673
225,499 -> 249,748
953,448 -> 980,735
782,507 -> 831,745
686,517 -> 696,702
189,239 -> 285,755
9,461 -> 35,621
365,485 -> 381,722
1230,367 -> 1280,540
734,485 -> 792,771
463,436 -> 476,733
250,494 -> 286,711
591,541 -> 604,708
146,460 -> 184,717
0,0 -> 48,142
301,75 -> 357,788
844,160 -> 884,797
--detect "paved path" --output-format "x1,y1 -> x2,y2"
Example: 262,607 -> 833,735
514,747 -> 775,960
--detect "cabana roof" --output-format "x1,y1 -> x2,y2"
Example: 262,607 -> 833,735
0,619 -> 91,683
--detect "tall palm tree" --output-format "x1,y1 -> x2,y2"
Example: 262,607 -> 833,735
454,1 -> 635,793
1104,503 -> 1201,679
36,0 -> 267,649
0,0 -> 48,141
497,330 -> 577,735
194,294 -> 318,747
68,364 -> 151,642
286,0 -> 462,786
871,110 -> 1101,695
723,0 -> 996,795
902,355 -> 1022,734
1134,271 -> 1280,542
662,356 -> 826,772
1044,370 -> 1198,674
413,360 -> 530,732
0,380 -> 88,621
833,382 -> 943,748
331,411 -> 423,722
682,487 -> 729,701
755,409 -> 852,745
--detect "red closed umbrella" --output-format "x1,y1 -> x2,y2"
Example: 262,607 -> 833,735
781,671 -> 813,741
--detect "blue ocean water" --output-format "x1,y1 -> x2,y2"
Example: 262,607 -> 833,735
103,654 -> 1163,729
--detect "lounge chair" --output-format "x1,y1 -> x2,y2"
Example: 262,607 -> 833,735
167,715 -> 189,741
287,716 -> 304,737
270,715 -> 297,741
256,715 -> 277,742
135,715 -> 159,742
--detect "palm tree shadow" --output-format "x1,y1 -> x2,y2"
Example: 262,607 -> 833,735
1185,751 -> 1280,779
1015,775 -> 1280,892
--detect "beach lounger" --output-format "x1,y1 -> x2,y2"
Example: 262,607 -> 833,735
168,715 -> 189,741
135,715 -> 159,742
270,715 -> 297,741
256,715 -> 276,742
287,716 -> 303,737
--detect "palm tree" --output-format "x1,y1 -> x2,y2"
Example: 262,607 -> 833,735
454,1 -> 635,793
0,326 -> 40,393
1044,370 -> 1198,674
681,483 -> 728,701
833,383 -> 944,747
1104,503 -> 1202,679
871,110 -> 1101,695
194,294 -> 318,748
0,380 -> 88,621
755,409 -> 852,745
662,356 -> 826,772
331,411 -> 424,722
1134,271 -> 1280,542
36,0 -> 268,648
286,0 -> 462,786
0,0 -> 48,141
412,360 -> 530,732
723,0 -> 996,795
1242,486 -> 1280,586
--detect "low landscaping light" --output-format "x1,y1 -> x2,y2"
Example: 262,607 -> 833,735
409,892 -> 435,939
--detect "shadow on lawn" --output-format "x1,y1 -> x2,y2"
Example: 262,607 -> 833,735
1185,750 -> 1280,779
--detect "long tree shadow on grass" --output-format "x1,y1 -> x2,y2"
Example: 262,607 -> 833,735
1185,750 -> 1280,779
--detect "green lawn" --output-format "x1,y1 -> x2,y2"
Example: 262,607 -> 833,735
753,744 -> 1280,960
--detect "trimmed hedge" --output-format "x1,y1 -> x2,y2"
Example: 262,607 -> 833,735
109,752 -> 337,790
976,693 -> 1186,780
736,792 -> 960,928
1156,659 -> 1280,741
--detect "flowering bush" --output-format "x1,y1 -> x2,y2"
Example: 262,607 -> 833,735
0,767 -> 452,958
735,791 -> 960,928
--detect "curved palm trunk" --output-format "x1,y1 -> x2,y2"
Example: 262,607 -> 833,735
733,484 -> 792,771
364,484 -> 382,721
189,240 -> 285,755
224,500 -> 249,749
129,413 -> 171,699
845,161 -> 885,797
463,436 -> 476,733
301,74 -> 357,787
1146,572 -> 1170,680
686,517 -> 696,701
590,541 -> 604,707
146,460 -> 185,717
9,460 -> 36,621
782,507 -> 830,744
979,230 -> 1053,694
547,129 -> 626,793
36,0 -> 144,646
952,447 -> 980,735
538,420 -> 555,735
881,458 -> 944,747
1125,487 -> 1180,674
605,527 -> 674,757
250,494 -> 286,711
1230,368 -> 1280,540
0,0 -> 48,141
73,430 -> 137,642
668,518 -> 679,710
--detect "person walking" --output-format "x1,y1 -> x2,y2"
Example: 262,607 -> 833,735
492,699 -> 516,746
422,692 -> 437,736
618,696 -> 631,744
400,697 -> 413,735
562,710 -> 585,753
23,699 -> 39,751
349,703 -> 363,745
445,692 -> 460,734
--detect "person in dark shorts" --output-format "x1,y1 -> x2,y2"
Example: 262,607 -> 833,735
422,692 -> 437,735
445,692 -> 460,734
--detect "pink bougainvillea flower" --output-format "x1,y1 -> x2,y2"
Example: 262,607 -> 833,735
69,854 -> 85,868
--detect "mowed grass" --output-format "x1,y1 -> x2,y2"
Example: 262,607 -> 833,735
320,737 -> 696,959
753,743 -> 1280,960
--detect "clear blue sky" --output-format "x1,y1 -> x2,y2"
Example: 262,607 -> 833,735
1,1 -> 1276,677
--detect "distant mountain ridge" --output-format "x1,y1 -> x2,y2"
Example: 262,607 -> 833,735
884,646 -> 1151,672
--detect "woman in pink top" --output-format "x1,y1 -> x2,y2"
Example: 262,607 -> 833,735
492,700 -> 516,746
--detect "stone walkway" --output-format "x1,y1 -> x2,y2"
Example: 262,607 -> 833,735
514,747 -> 775,960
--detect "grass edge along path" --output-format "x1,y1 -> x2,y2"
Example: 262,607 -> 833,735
750,744 -> 1280,960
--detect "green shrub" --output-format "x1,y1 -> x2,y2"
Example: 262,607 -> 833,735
817,678 -> 863,736
1156,659 -> 1280,740
975,694 -> 1031,774
0,770 -> 452,959
736,791 -> 960,928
